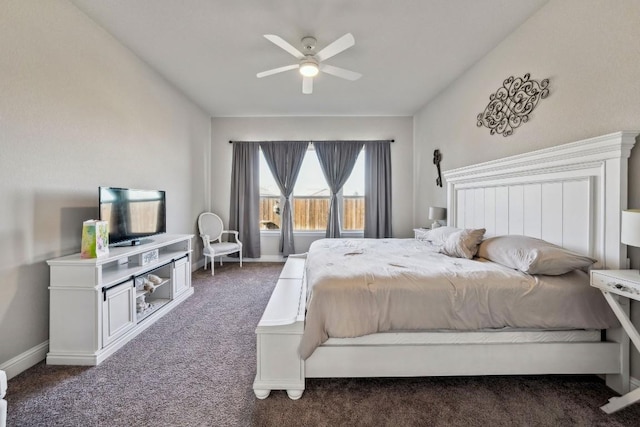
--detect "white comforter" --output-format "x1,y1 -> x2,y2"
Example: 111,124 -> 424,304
299,238 -> 617,359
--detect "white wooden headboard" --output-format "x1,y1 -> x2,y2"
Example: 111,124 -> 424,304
443,131 -> 638,270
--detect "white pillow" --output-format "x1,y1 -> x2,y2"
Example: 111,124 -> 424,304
477,235 -> 597,275
439,228 -> 486,259
419,226 -> 460,246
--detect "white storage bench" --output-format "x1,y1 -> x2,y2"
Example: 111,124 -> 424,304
253,254 -> 307,400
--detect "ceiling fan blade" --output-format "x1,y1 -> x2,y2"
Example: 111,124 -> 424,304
320,64 -> 362,81
256,64 -> 298,78
264,35 -> 305,59
302,76 -> 313,94
316,33 -> 355,62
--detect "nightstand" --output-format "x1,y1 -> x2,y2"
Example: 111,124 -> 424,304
413,228 -> 430,240
591,269 -> 640,414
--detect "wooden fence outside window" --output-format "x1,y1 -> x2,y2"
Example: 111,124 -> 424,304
259,196 -> 364,231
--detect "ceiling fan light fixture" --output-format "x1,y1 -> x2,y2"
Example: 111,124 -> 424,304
258,33 -> 360,94
299,59 -> 319,77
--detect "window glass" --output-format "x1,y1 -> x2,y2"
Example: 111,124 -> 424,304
293,148 -> 329,230
293,148 -> 329,197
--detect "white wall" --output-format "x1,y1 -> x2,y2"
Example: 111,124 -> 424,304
413,0 -> 640,379
0,0 -> 210,374
209,116 -> 413,258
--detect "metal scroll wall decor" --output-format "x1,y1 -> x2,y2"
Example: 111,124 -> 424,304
433,149 -> 443,187
476,73 -> 550,137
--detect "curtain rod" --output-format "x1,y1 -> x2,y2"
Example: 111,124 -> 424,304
228,139 -> 394,144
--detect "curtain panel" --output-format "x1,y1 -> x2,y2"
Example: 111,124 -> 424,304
229,142 -> 261,258
364,141 -> 393,238
260,141 -> 309,256
314,141 -> 365,238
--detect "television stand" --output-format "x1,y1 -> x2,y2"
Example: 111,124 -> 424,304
46,234 -> 193,365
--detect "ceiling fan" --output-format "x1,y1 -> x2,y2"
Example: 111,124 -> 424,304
256,33 -> 362,94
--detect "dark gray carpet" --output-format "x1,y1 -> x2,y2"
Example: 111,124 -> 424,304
6,263 -> 640,426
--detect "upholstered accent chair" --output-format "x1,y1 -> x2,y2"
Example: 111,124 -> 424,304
197,212 -> 242,275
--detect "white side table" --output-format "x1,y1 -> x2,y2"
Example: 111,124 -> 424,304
591,270 -> 640,414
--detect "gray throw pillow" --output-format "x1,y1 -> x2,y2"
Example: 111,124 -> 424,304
477,235 -> 597,275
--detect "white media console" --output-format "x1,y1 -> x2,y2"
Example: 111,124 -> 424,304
46,234 -> 194,365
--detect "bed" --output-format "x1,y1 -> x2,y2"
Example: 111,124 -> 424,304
253,131 -> 638,400
298,237 -> 617,360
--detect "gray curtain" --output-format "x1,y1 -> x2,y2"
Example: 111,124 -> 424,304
315,141 -> 365,238
229,142 -> 260,258
260,141 -> 309,256
364,141 -> 393,238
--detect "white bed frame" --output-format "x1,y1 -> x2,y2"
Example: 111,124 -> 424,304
253,131 -> 638,400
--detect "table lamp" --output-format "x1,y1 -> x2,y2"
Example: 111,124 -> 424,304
428,206 -> 446,229
621,210 -> 640,269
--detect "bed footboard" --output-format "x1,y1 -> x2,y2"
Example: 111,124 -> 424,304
253,254 -> 306,400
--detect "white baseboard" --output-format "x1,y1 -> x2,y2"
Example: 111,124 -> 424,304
192,255 -> 285,273
631,376 -> 640,391
0,341 -> 48,380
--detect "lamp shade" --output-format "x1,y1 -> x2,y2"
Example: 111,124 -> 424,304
621,209 -> 640,248
428,206 -> 446,221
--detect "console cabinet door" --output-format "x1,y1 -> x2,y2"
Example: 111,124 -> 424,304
102,279 -> 136,347
172,256 -> 190,297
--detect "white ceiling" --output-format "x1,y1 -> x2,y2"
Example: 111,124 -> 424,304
70,0 -> 548,117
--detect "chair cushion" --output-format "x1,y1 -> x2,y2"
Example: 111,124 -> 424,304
204,242 -> 240,256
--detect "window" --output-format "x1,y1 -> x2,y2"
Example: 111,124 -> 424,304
258,146 -> 365,232
292,148 -> 330,231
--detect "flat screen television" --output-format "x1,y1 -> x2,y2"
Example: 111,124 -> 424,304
99,187 -> 166,246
